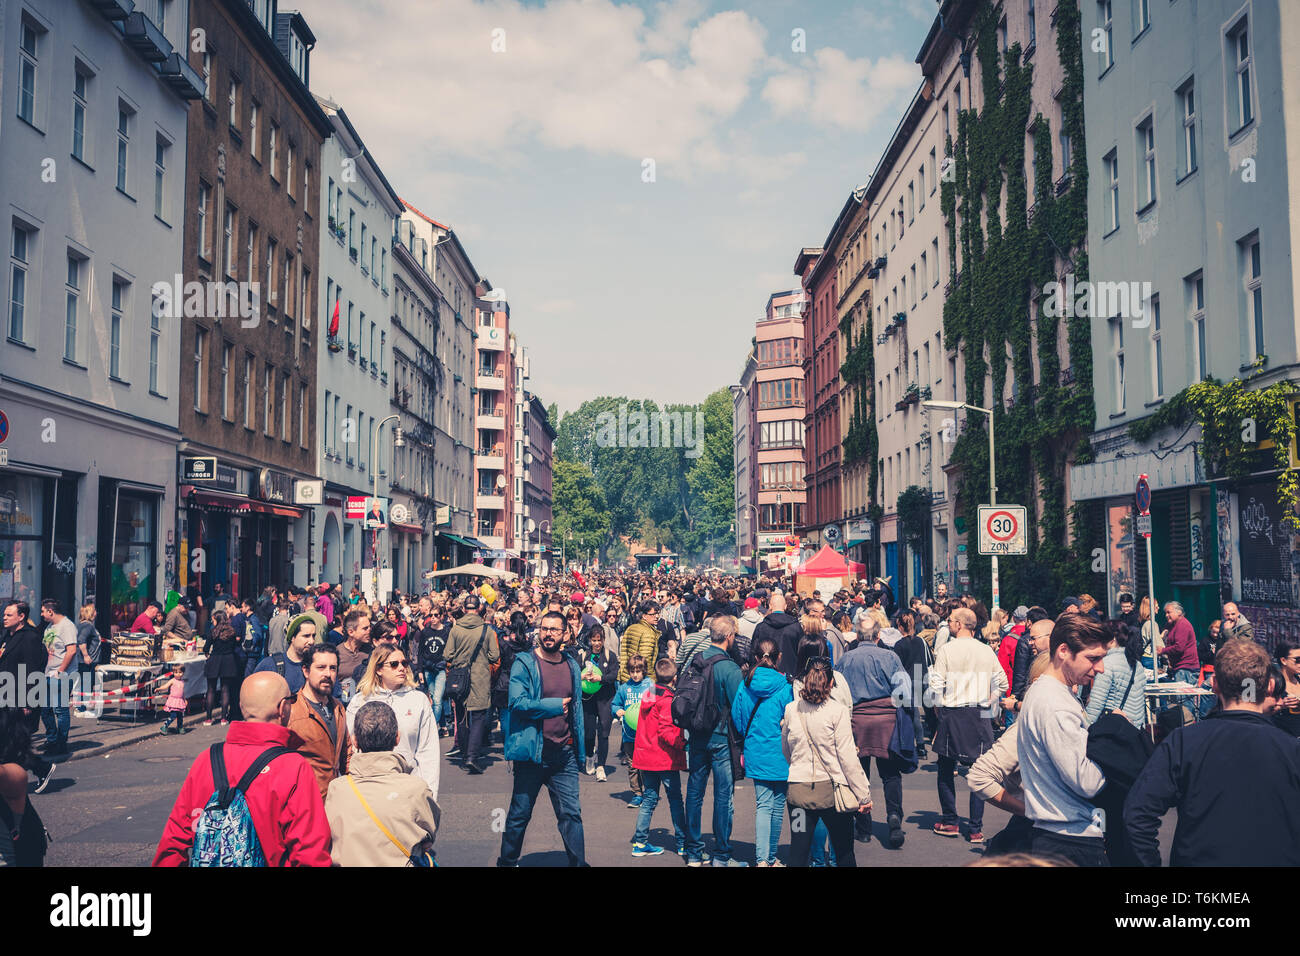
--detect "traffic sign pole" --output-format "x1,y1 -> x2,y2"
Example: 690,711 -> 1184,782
1138,474 -> 1157,666
989,407 -> 999,610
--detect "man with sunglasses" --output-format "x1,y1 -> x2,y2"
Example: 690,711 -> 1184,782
498,610 -> 587,867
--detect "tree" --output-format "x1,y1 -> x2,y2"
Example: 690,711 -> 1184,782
551,460 -> 611,557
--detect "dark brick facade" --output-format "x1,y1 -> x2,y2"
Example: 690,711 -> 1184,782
178,0 -> 328,477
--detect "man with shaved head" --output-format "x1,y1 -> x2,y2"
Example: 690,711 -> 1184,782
153,672 -> 332,866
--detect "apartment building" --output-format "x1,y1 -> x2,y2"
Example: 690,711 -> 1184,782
754,291 -> 807,570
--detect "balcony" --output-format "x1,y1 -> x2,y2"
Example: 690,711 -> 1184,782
158,52 -> 204,99
124,10 -> 171,61
477,408 -> 506,430
475,372 -> 505,391
476,532 -> 504,549
476,494 -> 505,512
88,0 -> 135,20
476,445 -> 505,470
477,328 -> 506,351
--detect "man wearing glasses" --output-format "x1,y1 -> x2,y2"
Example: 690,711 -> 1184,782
498,610 -> 587,867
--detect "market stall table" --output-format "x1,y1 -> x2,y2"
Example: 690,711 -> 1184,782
1144,681 -> 1215,740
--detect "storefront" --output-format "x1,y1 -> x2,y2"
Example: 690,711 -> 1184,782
0,467 -> 77,617
97,480 -> 163,634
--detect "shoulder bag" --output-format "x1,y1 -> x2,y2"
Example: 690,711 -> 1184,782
787,706 -> 855,813
346,776 -> 435,867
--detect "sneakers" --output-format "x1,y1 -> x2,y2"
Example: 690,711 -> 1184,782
583,758 -> 595,775
446,745 -> 462,758
711,858 -> 749,867
888,812 -> 906,849
631,842 -> 665,857
768,859 -> 786,867
595,766 -> 607,782
465,762 -> 486,775
685,859 -> 705,867
626,795 -> 643,808
933,822 -> 960,838
33,763 -> 57,794
966,830 -> 985,845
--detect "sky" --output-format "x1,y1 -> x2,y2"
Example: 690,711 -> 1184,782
305,0 -> 935,415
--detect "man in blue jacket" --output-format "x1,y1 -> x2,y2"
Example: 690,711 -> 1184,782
498,610 -> 587,867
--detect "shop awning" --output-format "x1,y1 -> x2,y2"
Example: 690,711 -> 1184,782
182,486 -> 301,518
438,532 -> 474,548
391,521 -> 423,535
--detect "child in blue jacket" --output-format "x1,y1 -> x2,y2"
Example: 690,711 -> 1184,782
612,655 -> 653,808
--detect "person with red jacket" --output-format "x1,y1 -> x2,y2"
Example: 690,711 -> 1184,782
629,658 -> 688,858
153,671 -> 332,867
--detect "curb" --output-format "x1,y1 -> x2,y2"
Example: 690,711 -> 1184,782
64,724 -> 165,763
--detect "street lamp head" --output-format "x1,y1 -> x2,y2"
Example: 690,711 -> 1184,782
393,427 -> 405,447
923,400 -> 965,411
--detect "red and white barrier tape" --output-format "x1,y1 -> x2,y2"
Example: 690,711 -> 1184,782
71,674 -> 167,700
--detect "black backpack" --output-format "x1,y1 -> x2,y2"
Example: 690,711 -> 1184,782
671,653 -> 723,737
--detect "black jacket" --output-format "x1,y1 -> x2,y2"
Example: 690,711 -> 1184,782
1123,710 -> 1300,866
753,612 -> 802,678
0,623 -> 47,682
1010,631 -> 1036,699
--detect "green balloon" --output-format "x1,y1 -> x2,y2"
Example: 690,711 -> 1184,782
582,663 -> 602,695
623,699 -> 640,731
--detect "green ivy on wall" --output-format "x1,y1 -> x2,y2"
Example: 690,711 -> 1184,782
1128,369 -> 1300,529
841,306 -> 879,514
897,485 -> 932,547
939,0 -> 1103,606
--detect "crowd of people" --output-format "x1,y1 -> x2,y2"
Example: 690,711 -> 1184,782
2,568 -> 1299,868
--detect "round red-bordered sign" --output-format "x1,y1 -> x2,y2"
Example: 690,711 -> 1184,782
0,410 -> 8,444
985,510 -> 1018,542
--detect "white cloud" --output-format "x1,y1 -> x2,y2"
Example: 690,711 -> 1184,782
761,48 -> 919,132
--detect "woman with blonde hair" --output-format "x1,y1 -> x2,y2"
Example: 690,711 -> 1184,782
781,658 -> 873,866
982,608 -> 1008,647
72,602 -> 103,717
345,643 -> 441,799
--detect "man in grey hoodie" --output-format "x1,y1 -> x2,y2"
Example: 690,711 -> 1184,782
1017,613 -> 1111,866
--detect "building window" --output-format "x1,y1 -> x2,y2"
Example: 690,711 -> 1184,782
193,328 -> 207,412
1104,150 -> 1119,234
154,136 -> 168,220
9,223 -> 31,342
360,224 -> 368,272
149,300 -> 162,393
223,204 -> 236,278
221,342 -> 233,419
64,253 -> 82,362
18,19 -> 40,125
1228,17 -> 1253,134
301,267 -> 311,330
267,238 -> 278,310
908,183 -> 915,223
303,162 -> 311,211
72,66 -> 89,162
227,77 -> 239,128
246,221 -> 258,285
1149,294 -> 1162,399
344,404 -> 353,462
110,277 -> 126,380
244,353 -> 254,428
324,388 -> 332,453
269,122 -> 279,179
250,100 -> 259,158
283,253 -> 293,320
1187,272 -> 1206,381
1098,0 -> 1114,72
1136,117 -> 1156,210
264,364 -> 274,436
1028,0 -> 1036,47
1058,99 -> 1071,176
1110,316 -> 1125,412
932,238 -> 940,286
115,105 -> 133,192
286,143 -> 295,197
280,373 -> 290,442
197,181 -> 211,260
1133,0 -> 1149,37
1241,234 -> 1263,360
201,52 -> 212,103
1178,80 -> 1197,177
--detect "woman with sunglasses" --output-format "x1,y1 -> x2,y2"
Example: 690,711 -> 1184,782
345,644 -> 440,800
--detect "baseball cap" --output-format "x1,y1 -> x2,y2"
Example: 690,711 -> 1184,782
570,592 -> 585,604
1062,597 -> 1081,611
744,597 -> 760,610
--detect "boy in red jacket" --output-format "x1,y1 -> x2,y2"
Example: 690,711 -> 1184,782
153,672 -> 332,867
630,658 -> 688,858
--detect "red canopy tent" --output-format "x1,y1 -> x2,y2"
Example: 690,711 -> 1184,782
794,546 -> 859,596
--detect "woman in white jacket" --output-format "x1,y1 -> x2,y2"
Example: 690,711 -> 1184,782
346,644 -> 441,801
782,658 -> 873,867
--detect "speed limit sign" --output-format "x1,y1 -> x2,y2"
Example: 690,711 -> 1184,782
977,505 -> 1028,555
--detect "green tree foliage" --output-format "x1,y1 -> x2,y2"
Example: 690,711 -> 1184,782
551,460 -> 611,553
552,389 -> 736,561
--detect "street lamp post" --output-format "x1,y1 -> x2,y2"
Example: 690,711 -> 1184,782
369,413 -> 405,606
924,399 -> 998,609
737,503 -> 758,570
535,519 -> 551,579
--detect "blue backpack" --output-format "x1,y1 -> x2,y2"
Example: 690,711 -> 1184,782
189,743 -> 292,867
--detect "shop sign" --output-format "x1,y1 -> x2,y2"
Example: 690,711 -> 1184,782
257,468 -> 292,503
182,456 -> 218,482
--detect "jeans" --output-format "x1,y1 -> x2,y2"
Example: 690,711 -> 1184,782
1029,827 -> 1110,867
582,695 -> 613,768
809,819 -> 837,866
685,737 -> 735,863
860,754 -> 904,822
622,740 -> 641,795
752,780 -> 787,864
633,770 -> 686,846
937,755 -> 984,830
456,707 -> 489,765
789,808 -> 856,867
498,742 -> 586,866
1173,667 -> 1213,719
41,675 -> 70,750
425,669 -> 446,726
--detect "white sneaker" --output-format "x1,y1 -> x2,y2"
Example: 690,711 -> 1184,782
595,766 -> 607,782
584,758 -> 595,775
